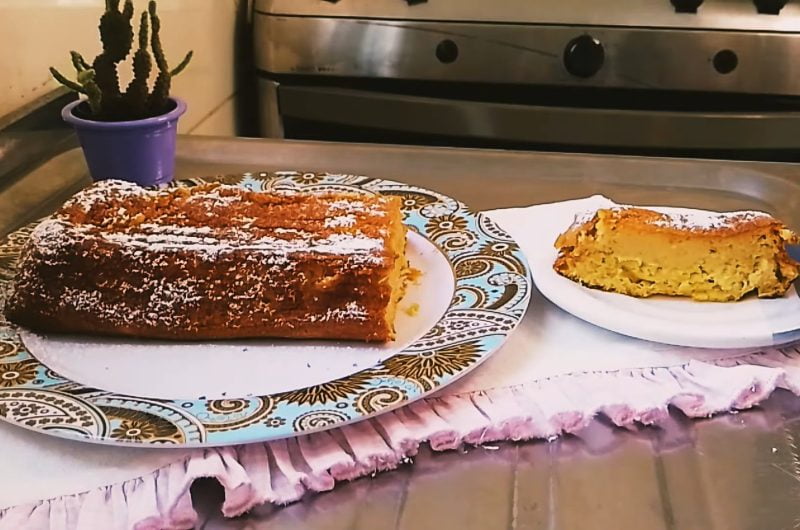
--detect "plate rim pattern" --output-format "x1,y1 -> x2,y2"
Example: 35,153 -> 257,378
0,171 -> 531,447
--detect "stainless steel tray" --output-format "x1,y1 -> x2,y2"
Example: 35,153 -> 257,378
5,136 -> 800,235
4,137 -> 800,529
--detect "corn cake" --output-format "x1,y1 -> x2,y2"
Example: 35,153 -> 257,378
554,206 -> 800,302
5,179 -> 409,341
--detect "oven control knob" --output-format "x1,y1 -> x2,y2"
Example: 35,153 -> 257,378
754,0 -> 787,14
563,35 -> 604,78
670,0 -> 703,13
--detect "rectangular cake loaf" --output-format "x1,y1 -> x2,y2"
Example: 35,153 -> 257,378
5,180 -> 408,341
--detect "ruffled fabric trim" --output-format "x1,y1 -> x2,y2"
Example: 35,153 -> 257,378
3,345 -> 800,529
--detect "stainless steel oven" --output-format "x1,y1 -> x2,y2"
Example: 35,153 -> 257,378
253,0 -> 800,161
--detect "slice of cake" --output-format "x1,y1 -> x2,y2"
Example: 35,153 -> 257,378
554,206 -> 800,302
5,179 -> 408,341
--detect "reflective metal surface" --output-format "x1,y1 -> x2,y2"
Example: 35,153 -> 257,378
276,85 -> 800,150
258,79 -> 283,138
7,136 -> 800,528
9,137 -> 800,235
254,15 -> 800,95
196,391 -> 800,529
255,0 -> 800,31
0,89 -> 78,191
253,13 -> 800,154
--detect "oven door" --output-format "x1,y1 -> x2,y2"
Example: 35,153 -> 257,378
259,78 -> 800,162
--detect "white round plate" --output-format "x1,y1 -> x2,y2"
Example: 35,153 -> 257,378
529,196 -> 800,349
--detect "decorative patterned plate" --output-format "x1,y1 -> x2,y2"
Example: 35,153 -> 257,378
0,171 -> 530,447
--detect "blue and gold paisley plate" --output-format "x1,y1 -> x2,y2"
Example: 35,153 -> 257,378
0,172 -> 530,447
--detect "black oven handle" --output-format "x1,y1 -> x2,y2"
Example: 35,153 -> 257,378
276,85 -> 800,151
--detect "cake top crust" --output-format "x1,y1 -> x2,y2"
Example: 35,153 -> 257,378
9,180 -> 406,334
32,179 -> 401,265
572,206 -> 786,236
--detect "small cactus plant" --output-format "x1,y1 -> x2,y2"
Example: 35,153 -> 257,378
51,0 -> 192,121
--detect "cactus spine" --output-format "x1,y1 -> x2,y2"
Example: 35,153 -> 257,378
50,0 -> 192,121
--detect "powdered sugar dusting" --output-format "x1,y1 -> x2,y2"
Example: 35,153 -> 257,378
61,288 -> 103,313
61,280 -> 203,329
137,223 -> 214,236
570,204 -> 772,232
187,188 -> 240,206
325,215 -> 357,228
7,179 -> 401,337
648,208 -> 769,231
62,179 -> 145,212
28,219 -> 69,251
35,180 -> 389,265
306,301 -> 369,322
328,199 -> 386,217
101,230 -> 384,265
572,209 -> 596,227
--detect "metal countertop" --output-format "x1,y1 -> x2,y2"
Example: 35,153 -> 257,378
5,137 -> 800,529
6,136 -> 800,237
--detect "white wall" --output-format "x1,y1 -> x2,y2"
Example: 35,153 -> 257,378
0,0 -> 240,135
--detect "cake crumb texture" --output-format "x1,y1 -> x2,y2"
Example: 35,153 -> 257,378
554,207 -> 800,302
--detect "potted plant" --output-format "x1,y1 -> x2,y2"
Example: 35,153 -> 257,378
51,0 -> 192,186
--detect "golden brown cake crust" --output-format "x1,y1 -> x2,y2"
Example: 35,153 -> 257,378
5,180 -> 408,341
554,206 -> 800,302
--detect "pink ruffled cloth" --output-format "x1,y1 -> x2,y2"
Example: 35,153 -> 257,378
3,204 -> 800,529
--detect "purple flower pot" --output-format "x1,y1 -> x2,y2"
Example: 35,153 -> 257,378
62,97 -> 186,186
